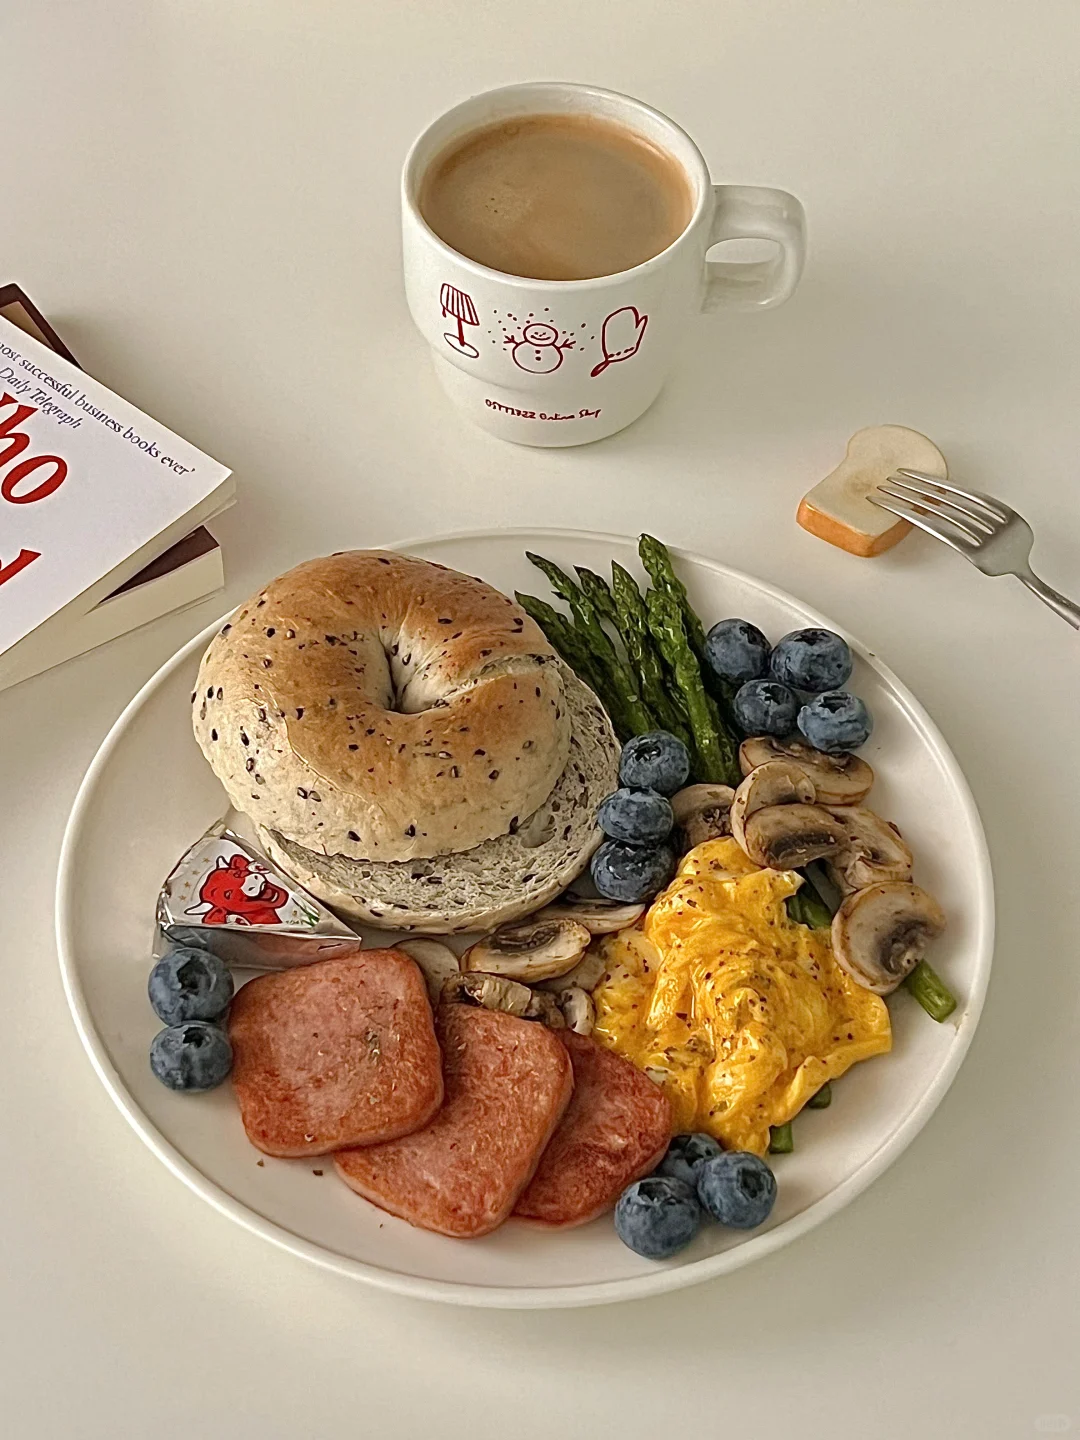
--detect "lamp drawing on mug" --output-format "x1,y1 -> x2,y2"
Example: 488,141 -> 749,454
590,306 -> 649,377
440,283 -> 480,358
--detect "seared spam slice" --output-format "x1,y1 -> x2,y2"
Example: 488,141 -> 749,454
334,1004 -> 573,1238
514,1032 -> 672,1228
229,948 -> 442,1157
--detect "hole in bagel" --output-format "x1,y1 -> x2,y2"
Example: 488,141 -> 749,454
381,648 -> 548,716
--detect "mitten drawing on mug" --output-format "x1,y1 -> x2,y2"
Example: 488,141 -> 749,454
591,306 -> 649,377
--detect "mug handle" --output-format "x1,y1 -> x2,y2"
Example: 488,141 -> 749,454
703,185 -> 807,312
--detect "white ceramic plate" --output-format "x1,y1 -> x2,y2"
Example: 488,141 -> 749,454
56,530 -> 994,1308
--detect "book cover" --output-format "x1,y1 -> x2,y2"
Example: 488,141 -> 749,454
0,284 -> 225,611
0,313 -> 234,682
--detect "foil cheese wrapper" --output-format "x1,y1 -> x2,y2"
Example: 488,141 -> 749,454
156,821 -> 362,969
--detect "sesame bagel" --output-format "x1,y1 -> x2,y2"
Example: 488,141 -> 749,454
193,552 -> 571,864
254,663 -> 620,932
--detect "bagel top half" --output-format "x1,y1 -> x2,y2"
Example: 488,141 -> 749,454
192,551 -> 571,863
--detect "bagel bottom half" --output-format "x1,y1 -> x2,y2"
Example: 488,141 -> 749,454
257,666 -> 619,934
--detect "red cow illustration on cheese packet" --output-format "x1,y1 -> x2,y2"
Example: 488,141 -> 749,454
157,823 -> 363,969
187,853 -> 290,927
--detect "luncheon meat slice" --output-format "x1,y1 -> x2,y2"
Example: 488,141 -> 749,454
514,1032 -> 672,1228
334,1004 -> 573,1238
229,948 -> 442,1157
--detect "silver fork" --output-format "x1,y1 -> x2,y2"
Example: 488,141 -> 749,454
871,470 -> 1080,629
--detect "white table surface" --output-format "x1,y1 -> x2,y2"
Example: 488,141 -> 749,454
4,2 -> 1079,1436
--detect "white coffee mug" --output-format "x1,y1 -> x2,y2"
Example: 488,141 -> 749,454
402,82 -> 806,447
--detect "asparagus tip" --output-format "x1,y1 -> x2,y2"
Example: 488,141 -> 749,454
769,1121 -> 795,1154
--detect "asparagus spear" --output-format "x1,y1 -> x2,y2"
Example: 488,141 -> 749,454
526,552 -> 607,643
574,566 -> 619,626
526,553 -> 652,734
784,888 -> 803,926
567,568 -> 653,739
575,566 -> 661,735
639,534 -> 708,657
515,591 -> 634,737
789,861 -> 958,1023
804,860 -> 843,916
807,1082 -> 833,1110
647,589 -> 740,784
514,589 -> 568,636
515,592 -> 592,675
646,590 -> 736,784
607,563 -> 693,745
639,533 -> 743,736
769,1121 -> 794,1154
516,590 -> 638,739
903,960 -> 958,1022
788,862 -> 838,931
786,885 -> 834,930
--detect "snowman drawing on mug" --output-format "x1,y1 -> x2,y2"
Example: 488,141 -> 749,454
502,317 -> 576,373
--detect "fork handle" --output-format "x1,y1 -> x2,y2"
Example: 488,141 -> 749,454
1019,572 -> 1080,629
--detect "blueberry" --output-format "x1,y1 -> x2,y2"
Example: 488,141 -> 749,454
798,691 -> 873,753
656,1132 -> 723,1189
614,1175 -> 702,1259
597,787 -> 674,845
148,947 -> 234,1025
591,839 -> 677,903
704,619 -> 771,684
696,1151 -> 777,1229
770,628 -> 853,693
732,680 -> 799,737
618,731 -> 691,796
149,1022 -> 233,1092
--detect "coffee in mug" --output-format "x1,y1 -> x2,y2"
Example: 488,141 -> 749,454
417,113 -> 695,282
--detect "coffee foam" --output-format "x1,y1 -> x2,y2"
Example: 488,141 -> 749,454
418,112 -> 694,281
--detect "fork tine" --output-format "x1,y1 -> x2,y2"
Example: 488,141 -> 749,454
869,494 -> 981,555
877,479 -> 993,539
893,470 -> 1012,523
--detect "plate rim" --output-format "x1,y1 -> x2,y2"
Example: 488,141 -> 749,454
55,527 -> 995,1309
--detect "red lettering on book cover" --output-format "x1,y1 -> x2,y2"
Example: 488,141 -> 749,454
0,393 -> 68,503
0,393 -> 68,592
0,548 -> 40,588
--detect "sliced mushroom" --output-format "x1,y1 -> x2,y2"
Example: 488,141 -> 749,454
536,896 -> 646,935
670,784 -> 736,848
741,803 -> 846,870
397,937 -> 461,1004
556,986 -> 595,1035
462,916 -> 591,981
537,949 -> 607,994
832,882 -> 946,994
825,807 -> 914,893
730,762 -> 816,853
441,971 -> 532,1016
739,736 -> 874,806
524,990 -> 567,1028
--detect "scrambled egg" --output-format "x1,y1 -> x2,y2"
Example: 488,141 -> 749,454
592,838 -> 891,1155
